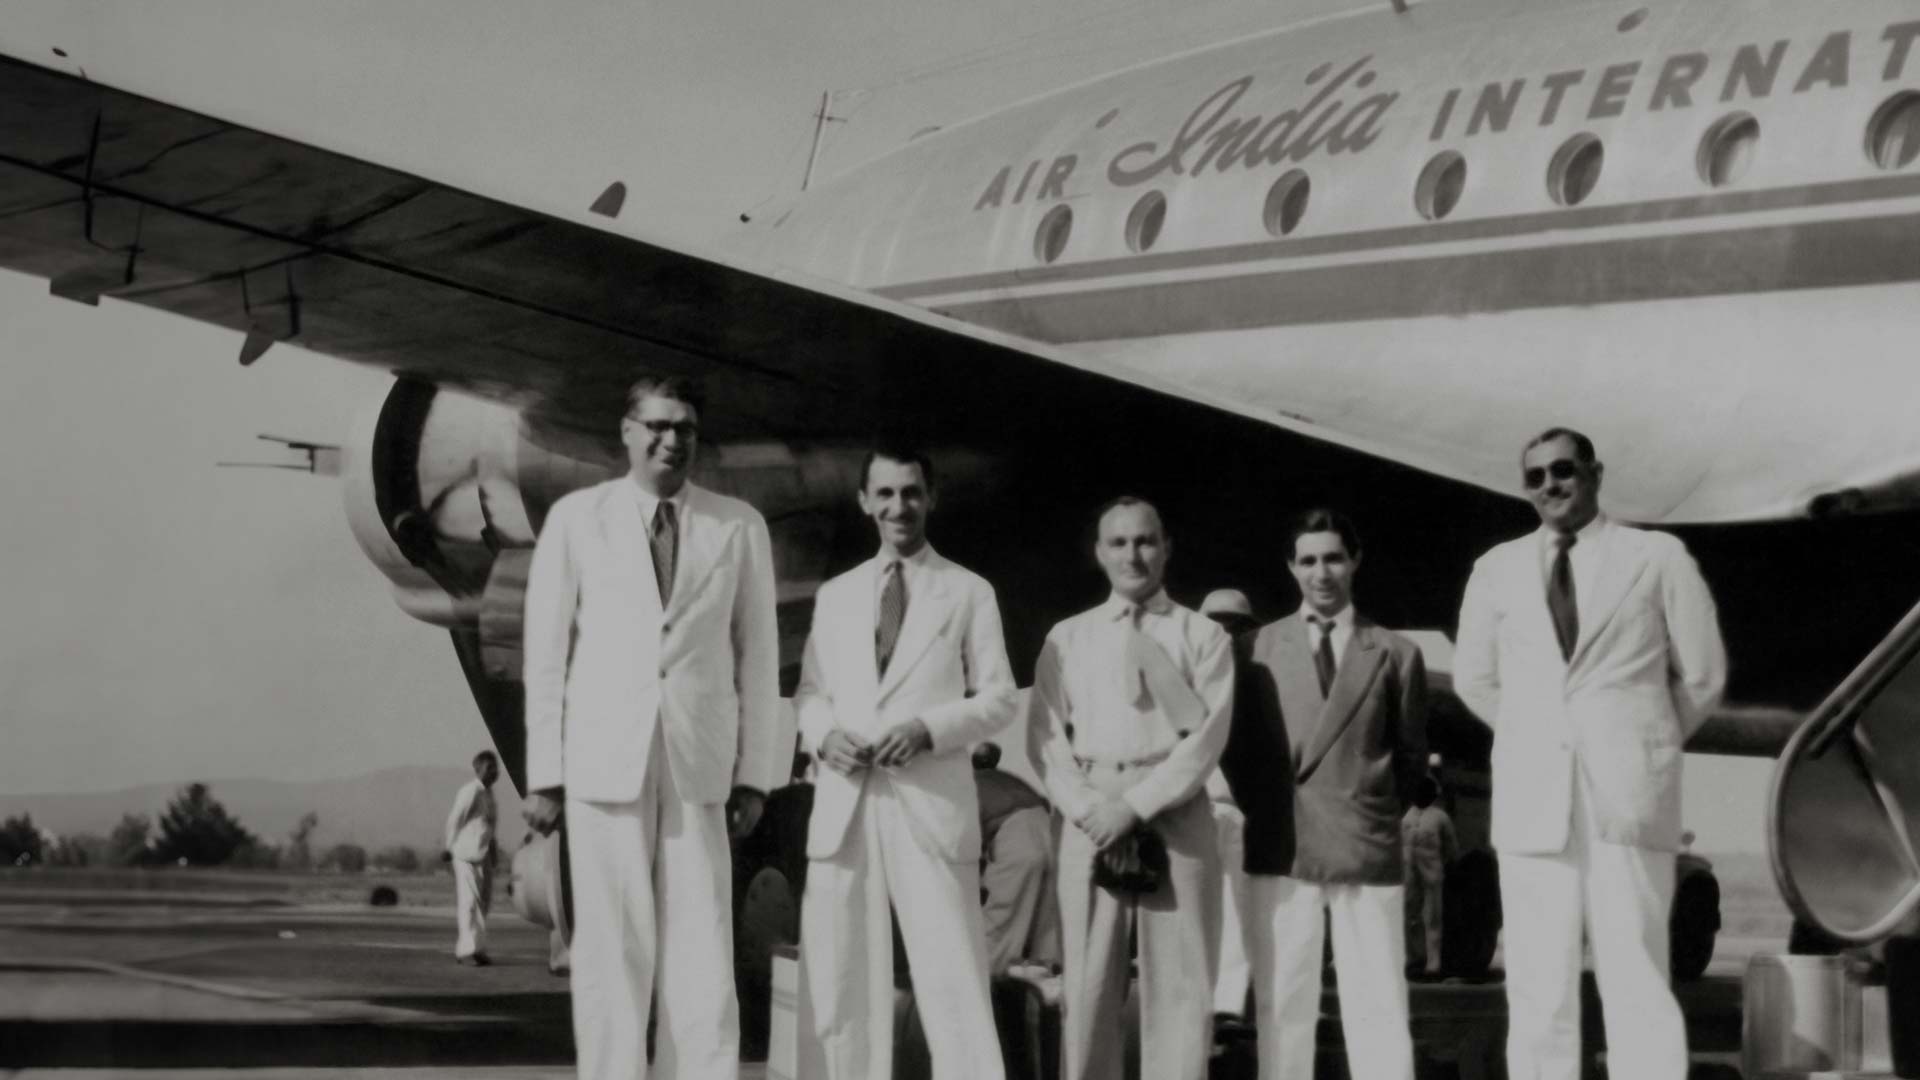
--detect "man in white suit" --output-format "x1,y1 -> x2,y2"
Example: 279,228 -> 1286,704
444,749 -> 499,965
1455,427 -> 1727,1080
522,374 -> 786,1080
795,443 -> 1018,1080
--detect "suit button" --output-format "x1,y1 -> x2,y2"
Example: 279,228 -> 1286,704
662,623 -> 671,634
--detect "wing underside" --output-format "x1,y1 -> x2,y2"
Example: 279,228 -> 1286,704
0,54 -> 1132,449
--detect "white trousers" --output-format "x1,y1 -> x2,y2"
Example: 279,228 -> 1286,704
982,805 -> 1060,973
1499,774 -> 1685,1080
1248,876 -> 1413,1080
453,857 -> 491,959
802,775 -> 1005,1080
1057,786 -> 1218,1080
567,742 -> 738,1080
1212,805 -> 1253,1016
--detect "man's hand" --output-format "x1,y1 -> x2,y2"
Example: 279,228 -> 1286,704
871,718 -> 933,768
727,786 -> 766,840
819,729 -> 873,776
524,790 -> 564,835
1080,798 -> 1141,851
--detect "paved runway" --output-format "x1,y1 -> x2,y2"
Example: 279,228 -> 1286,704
0,874 -> 1765,1078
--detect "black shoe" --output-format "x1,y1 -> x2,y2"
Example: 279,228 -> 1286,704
456,953 -> 492,967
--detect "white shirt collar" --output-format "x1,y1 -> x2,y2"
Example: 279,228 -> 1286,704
1103,588 -> 1174,621
629,476 -> 689,527
874,542 -> 934,577
1536,511 -> 1608,552
1298,603 -> 1354,634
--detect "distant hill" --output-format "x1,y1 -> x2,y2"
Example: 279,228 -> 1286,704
0,766 -> 530,855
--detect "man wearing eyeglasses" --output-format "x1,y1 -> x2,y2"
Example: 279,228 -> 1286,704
1455,427 -> 1726,1080
522,374 -> 786,1080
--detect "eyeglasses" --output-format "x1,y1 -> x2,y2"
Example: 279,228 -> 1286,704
634,420 -> 700,439
1522,459 -> 1583,489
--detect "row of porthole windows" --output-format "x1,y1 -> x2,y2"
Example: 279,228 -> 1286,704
1032,91 -> 1920,264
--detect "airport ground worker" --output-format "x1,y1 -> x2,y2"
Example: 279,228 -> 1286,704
796,442 -> 1018,1080
1402,774 -> 1458,976
1456,427 -> 1727,1080
1028,496 -> 1234,1080
445,749 -> 500,966
522,374 -> 786,1080
1222,508 -> 1428,1080
971,741 -> 1061,974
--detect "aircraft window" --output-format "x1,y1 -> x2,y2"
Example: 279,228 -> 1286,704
1697,113 -> 1759,188
1867,92 -> 1920,171
1263,170 -> 1311,237
1126,191 -> 1167,253
1617,7 -> 1648,32
1035,205 -> 1073,264
1415,152 -> 1467,221
1548,133 -> 1604,207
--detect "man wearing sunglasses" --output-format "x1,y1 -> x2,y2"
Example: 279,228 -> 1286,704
522,374 -> 786,1080
1455,428 -> 1726,1080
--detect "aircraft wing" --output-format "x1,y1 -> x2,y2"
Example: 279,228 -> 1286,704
0,54 -> 1161,449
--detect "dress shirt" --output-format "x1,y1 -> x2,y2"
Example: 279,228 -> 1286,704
1301,603 -> 1355,673
1028,589 -> 1235,823
628,477 -> 689,545
1536,514 -> 1609,622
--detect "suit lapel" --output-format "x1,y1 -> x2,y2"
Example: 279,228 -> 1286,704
1566,524 -> 1649,673
876,552 -> 950,701
1267,617 -> 1321,749
1296,619 -> 1387,785
601,483 -> 663,615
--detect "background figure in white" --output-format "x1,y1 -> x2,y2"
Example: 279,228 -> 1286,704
1207,771 -> 1253,1017
1199,588 -> 1261,1019
445,749 -> 500,965
1401,773 -> 1457,976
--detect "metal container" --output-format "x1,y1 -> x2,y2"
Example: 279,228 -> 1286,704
1742,953 -> 1862,1078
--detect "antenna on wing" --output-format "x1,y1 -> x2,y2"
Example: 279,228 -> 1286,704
217,433 -> 342,476
801,90 -> 849,191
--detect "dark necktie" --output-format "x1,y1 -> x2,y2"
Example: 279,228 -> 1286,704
1308,615 -> 1336,696
1548,533 -> 1578,662
875,561 -> 907,675
650,500 -> 678,606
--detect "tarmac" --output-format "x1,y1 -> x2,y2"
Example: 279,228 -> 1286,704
0,874 -> 1770,1079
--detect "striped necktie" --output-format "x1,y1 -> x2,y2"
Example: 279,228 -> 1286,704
650,500 -> 678,606
1307,614 -> 1336,696
1548,533 -> 1578,662
875,561 -> 906,675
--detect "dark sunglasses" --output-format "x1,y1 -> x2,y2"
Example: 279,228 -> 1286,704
1522,459 -> 1583,489
636,419 -> 700,439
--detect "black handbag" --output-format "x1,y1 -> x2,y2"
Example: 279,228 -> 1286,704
1092,825 -> 1168,895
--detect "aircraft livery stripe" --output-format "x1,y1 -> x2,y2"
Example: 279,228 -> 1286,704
922,207 -> 1920,341
874,173 -> 1920,303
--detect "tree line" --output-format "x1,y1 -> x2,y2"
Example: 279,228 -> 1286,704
0,782 -> 437,872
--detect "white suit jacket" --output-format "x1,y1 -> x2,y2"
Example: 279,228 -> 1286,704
444,778 -> 495,864
522,479 -> 786,804
1455,519 -> 1727,854
795,547 -> 1018,863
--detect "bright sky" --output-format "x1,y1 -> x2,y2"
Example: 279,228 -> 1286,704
0,0 -> 1777,852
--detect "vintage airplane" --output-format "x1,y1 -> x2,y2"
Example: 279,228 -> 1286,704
3,0 -> 1919,987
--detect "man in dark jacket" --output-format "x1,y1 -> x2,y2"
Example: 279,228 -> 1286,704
1221,508 -> 1428,1080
